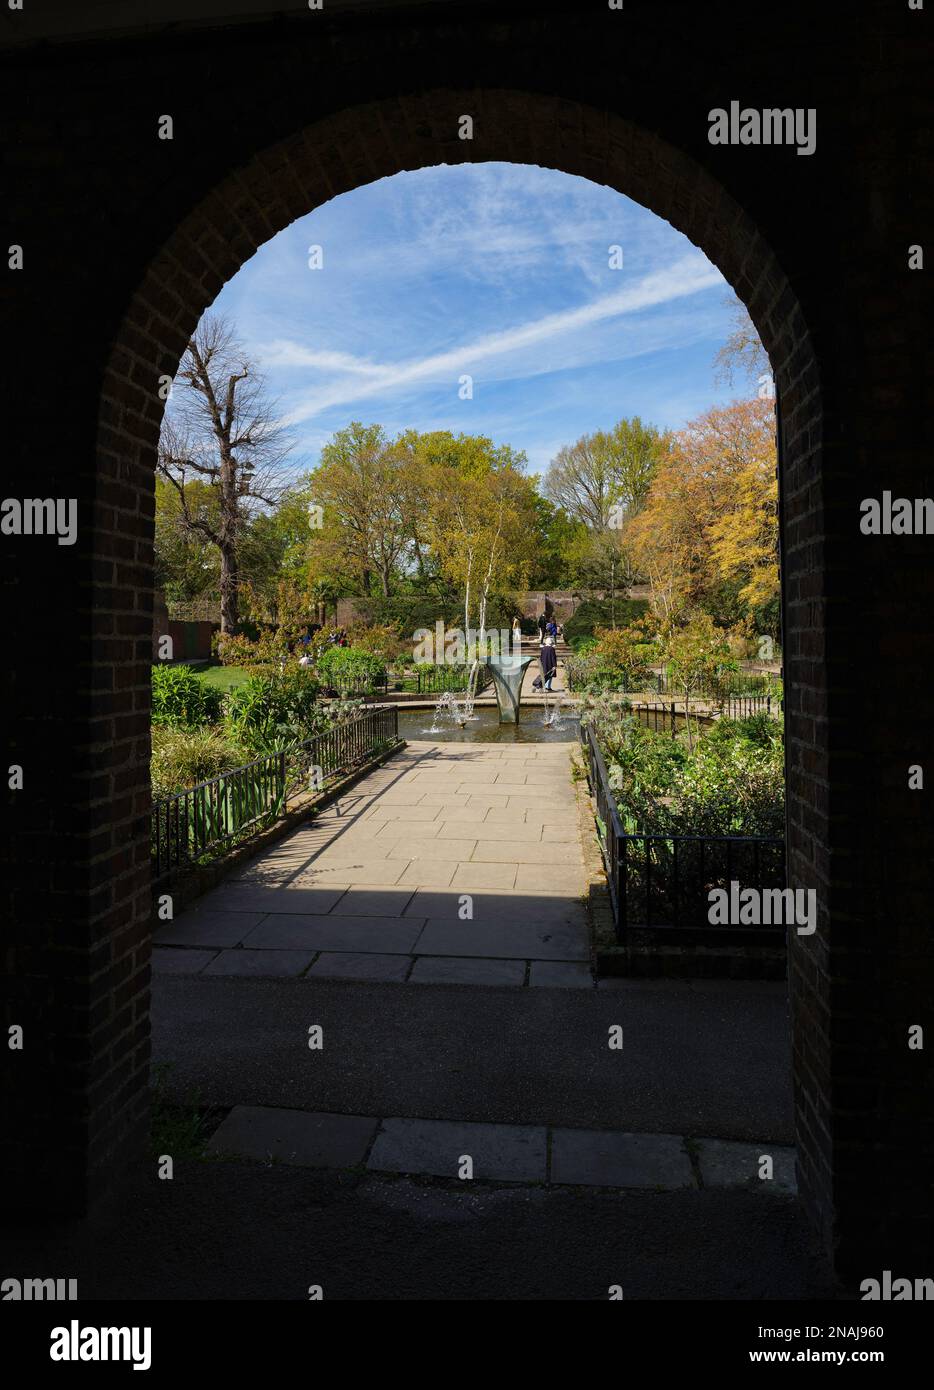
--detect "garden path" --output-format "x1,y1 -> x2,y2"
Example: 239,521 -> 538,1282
155,738 -> 592,984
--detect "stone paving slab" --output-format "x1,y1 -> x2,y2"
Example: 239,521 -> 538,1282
471,840 -> 581,865
694,1138 -> 797,1193
307,952 -> 411,983
308,862 -> 410,886
451,820 -> 547,842
367,1116 -> 548,1182
395,862 -> 459,888
197,885 -> 348,915
449,862 -> 518,890
242,913 -> 424,954
329,887 -> 416,916
207,1105 -> 377,1168
401,888 -> 585,926
373,821 -> 442,841
415,917 -> 589,961
203,1104 -> 794,1196
202,949 -> 316,979
408,956 -> 527,986
550,1128 -> 694,1189
306,836 -> 394,860
154,911 -> 267,948
515,865 -> 584,893
386,837 -> 478,861
427,806 -> 501,825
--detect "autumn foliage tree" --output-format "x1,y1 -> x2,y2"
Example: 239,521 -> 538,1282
624,398 -> 779,631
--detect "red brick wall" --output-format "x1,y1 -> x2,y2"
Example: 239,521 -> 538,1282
1,0 -> 931,1274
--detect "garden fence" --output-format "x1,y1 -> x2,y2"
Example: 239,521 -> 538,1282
579,722 -> 785,940
647,666 -> 781,701
321,673 -> 390,697
152,706 -> 399,881
414,666 -> 493,695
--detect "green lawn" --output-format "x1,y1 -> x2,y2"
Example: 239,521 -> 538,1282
195,661 -> 252,693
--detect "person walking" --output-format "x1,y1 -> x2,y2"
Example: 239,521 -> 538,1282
537,612 -> 547,642
540,634 -> 558,692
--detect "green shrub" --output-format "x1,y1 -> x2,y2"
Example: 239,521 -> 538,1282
212,629 -> 289,668
565,627 -> 652,694
224,669 -> 324,752
151,725 -> 247,799
152,664 -> 224,729
316,645 -> 387,690
702,712 -> 778,751
659,739 -> 785,838
586,697 -> 784,838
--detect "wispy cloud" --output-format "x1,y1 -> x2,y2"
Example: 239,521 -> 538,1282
272,253 -> 722,424
206,162 -> 747,470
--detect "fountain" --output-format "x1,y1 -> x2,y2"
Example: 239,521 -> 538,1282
485,652 -> 536,724
542,689 -> 567,730
429,689 -> 474,732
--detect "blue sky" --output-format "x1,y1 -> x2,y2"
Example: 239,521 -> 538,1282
208,162 -> 749,481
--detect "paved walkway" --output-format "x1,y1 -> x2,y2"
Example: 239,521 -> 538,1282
153,973 -> 793,1138
205,1103 -> 797,1192
155,739 -> 592,984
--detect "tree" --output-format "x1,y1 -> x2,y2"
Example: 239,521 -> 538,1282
526,494 -> 587,589
154,474 -> 219,605
158,314 -> 292,632
713,294 -> 771,391
307,422 -> 414,599
543,431 -> 618,532
542,417 -> 669,533
707,452 -> 779,612
238,481 -> 319,618
624,398 -> 778,624
421,434 -> 537,662
662,612 -> 733,750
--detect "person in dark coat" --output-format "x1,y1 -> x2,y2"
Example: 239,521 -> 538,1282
539,635 -> 558,692
537,613 -> 547,642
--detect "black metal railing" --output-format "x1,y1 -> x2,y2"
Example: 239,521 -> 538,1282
721,694 -> 773,719
414,665 -> 492,695
629,702 -> 687,735
152,706 -> 399,881
580,723 -> 785,940
647,666 -> 779,700
321,673 -> 390,697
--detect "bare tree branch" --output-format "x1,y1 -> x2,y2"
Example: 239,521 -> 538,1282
158,313 -> 293,631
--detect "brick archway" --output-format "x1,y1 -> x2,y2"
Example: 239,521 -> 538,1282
96,84 -> 828,1241
0,0 -> 922,1275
